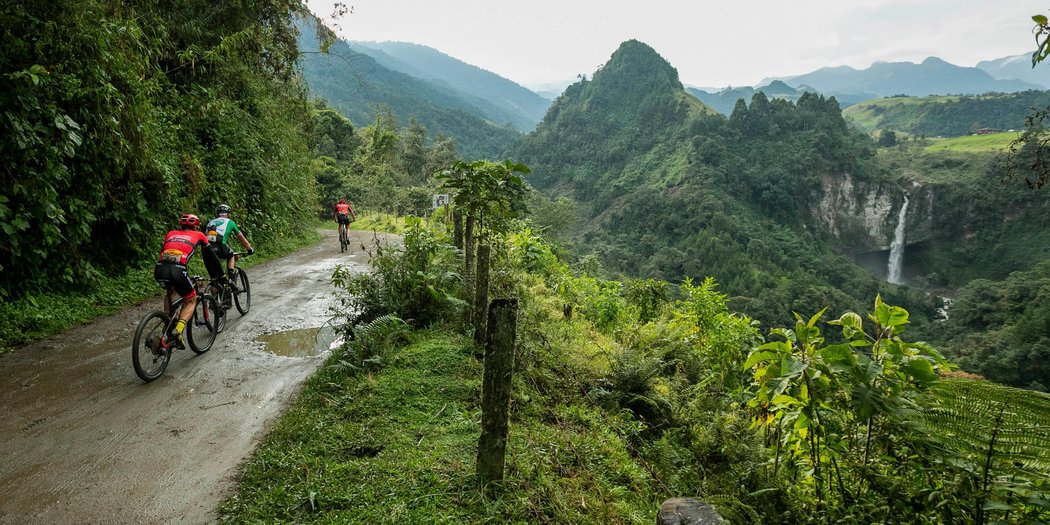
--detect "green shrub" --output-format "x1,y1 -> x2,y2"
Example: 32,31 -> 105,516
331,218 -> 466,329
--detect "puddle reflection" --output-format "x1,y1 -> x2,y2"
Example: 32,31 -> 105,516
256,326 -> 340,358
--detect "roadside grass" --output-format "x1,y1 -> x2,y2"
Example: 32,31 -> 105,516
923,131 -> 1020,152
220,328 -> 658,524
352,209 -> 451,235
0,226 -> 322,353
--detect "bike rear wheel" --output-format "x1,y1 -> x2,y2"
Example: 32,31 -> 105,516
340,227 -> 347,252
132,311 -> 172,382
188,295 -> 219,354
233,268 -> 251,315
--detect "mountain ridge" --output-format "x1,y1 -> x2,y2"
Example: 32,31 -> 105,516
977,52 -> 1050,89
348,41 -> 551,131
768,56 -> 1043,99
297,19 -> 522,159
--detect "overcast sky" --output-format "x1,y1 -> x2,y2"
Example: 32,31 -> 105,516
305,1 -> 1048,90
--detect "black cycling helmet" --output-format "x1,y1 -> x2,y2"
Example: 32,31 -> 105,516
180,214 -> 201,229
217,204 -> 232,216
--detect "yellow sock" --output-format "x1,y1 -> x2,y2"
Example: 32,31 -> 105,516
175,319 -> 187,346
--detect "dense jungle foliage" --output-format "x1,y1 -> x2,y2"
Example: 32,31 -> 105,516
1,0 -> 318,300
309,102 -> 458,217
844,91 -> 1050,136
931,261 -> 1050,391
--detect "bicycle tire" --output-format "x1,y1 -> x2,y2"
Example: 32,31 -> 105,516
233,267 -> 251,315
132,310 -> 172,382
212,284 -> 228,333
340,228 -> 347,252
188,295 -> 219,354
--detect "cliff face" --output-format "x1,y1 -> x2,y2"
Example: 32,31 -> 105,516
814,173 -> 935,254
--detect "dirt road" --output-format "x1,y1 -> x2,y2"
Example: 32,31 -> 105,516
0,229 -> 379,524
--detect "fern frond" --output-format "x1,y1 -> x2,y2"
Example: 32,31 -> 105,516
921,378 -> 1050,478
345,314 -> 410,369
350,314 -> 409,349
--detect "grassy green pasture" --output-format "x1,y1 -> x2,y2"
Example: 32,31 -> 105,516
923,132 -> 1019,152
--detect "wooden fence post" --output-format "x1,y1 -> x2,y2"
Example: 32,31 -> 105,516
474,244 -> 491,346
477,298 -> 517,486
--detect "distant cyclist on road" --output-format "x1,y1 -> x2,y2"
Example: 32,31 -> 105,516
333,198 -> 356,243
154,214 -> 225,348
206,204 -> 254,280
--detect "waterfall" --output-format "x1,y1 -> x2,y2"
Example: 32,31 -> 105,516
887,193 -> 909,284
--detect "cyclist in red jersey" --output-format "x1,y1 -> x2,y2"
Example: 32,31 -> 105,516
333,198 -> 356,243
154,214 -> 225,348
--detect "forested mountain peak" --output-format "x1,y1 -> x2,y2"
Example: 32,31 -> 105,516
515,40 -> 715,190
588,39 -> 686,102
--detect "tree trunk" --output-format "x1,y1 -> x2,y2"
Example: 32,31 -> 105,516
464,215 -> 475,320
476,298 -> 517,487
474,244 -> 491,346
452,210 -> 463,249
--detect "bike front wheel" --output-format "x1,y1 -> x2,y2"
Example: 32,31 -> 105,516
188,295 -> 219,354
233,268 -> 251,315
211,285 -> 228,334
132,311 -> 172,382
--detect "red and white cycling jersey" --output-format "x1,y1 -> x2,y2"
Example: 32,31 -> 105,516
156,230 -> 210,266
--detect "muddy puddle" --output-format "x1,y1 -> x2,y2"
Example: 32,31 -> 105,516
256,325 -> 342,357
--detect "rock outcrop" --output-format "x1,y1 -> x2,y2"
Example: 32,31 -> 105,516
814,173 -> 934,255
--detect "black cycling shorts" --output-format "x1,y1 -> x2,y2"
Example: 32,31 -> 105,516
336,213 -> 350,225
154,262 -> 195,300
211,242 -> 234,261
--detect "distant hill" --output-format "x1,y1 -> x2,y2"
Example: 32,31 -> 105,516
685,81 -> 798,115
685,80 -> 871,115
348,41 -> 551,131
297,23 -> 520,160
842,91 -> 1050,136
771,57 -> 1043,100
977,53 -> 1050,89
527,79 -> 577,100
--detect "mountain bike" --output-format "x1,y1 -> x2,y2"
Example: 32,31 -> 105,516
132,276 -> 221,382
210,253 -> 252,332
